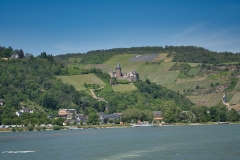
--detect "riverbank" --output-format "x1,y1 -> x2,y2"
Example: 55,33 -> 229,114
1,122 -> 240,132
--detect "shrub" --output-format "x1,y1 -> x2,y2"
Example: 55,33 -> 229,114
53,125 -> 62,130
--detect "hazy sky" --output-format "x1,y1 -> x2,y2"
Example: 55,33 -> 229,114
1,0 -> 240,56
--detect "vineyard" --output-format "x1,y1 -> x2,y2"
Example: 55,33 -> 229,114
188,93 -> 223,107
187,67 -> 201,76
229,91 -> 240,105
146,71 -> 180,86
138,62 -> 175,79
112,84 -> 138,92
234,78 -> 240,90
56,74 -> 106,91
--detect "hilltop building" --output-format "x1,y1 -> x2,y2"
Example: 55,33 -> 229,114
109,64 -> 139,82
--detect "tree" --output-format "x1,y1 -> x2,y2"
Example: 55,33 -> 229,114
163,109 -> 176,123
87,113 -> 99,125
18,49 -> 24,59
227,109 -> 239,122
191,106 -> 209,123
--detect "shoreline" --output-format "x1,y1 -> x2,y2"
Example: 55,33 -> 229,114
1,122 -> 240,132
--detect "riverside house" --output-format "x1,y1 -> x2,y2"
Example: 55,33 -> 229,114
58,109 -> 77,119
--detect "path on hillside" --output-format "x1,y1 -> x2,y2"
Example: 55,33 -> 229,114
89,88 -> 108,104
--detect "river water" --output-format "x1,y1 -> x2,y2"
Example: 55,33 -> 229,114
1,124 -> 240,160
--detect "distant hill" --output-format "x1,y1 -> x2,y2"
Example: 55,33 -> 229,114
56,46 -> 240,108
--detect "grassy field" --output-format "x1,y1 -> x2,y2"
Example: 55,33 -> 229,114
152,53 -> 167,61
176,76 -> 207,83
187,67 -> 201,76
188,63 -> 201,67
56,74 -> 106,91
188,93 -> 223,107
112,84 -> 138,92
206,72 -> 231,80
67,57 -> 84,69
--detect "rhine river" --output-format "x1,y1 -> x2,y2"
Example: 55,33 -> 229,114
0,124 -> 240,160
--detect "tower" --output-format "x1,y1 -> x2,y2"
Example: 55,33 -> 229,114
116,64 -> 122,78
132,70 -> 139,81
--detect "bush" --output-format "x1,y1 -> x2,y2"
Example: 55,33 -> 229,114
12,128 -> 16,132
36,127 -> 41,131
27,126 -> 34,131
53,125 -> 62,130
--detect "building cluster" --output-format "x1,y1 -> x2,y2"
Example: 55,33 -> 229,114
16,107 -> 33,116
109,64 -> 139,82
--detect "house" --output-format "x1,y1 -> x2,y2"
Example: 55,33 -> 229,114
153,111 -> 163,121
58,109 -> 77,119
97,112 -> 120,123
15,107 -> 33,116
0,99 -> 4,106
76,114 -> 87,124
11,54 -> 19,59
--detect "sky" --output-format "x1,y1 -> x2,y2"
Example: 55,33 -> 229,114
1,0 -> 240,56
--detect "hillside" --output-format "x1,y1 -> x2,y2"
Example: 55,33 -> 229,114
1,45 -> 239,125
57,46 -> 240,109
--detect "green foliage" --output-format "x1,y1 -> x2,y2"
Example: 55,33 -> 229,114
227,109 -> 239,122
171,46 -> 240,64
163,109 -> 176,123
52,125 -> 62,130
122,108 -> 153,123
171,63 -> 191,78
191,106 -> 209,123
87,113 -> 100,125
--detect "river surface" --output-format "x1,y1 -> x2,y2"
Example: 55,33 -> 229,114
0,124 -> 240,160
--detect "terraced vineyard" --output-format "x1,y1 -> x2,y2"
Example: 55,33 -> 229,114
188,93 -> 223,107
146,71 -> 180,85
138,62 -> 175,79
112,84 -> 138,92
234,78 -> 240,90
56,74 -> 106,91
105,54 -> 135,64
167,80 -> 216,94
187,67 -> 201,76
229,91 -> 240,105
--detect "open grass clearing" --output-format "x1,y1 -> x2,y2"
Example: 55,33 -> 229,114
188,63 -> 201,67
112,84 -> 138,92
164,57 -> 173,62
152,53 -> 167,61
176,76 -> 207,83
56,74 -> 105,91
206,72 -> 231,80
